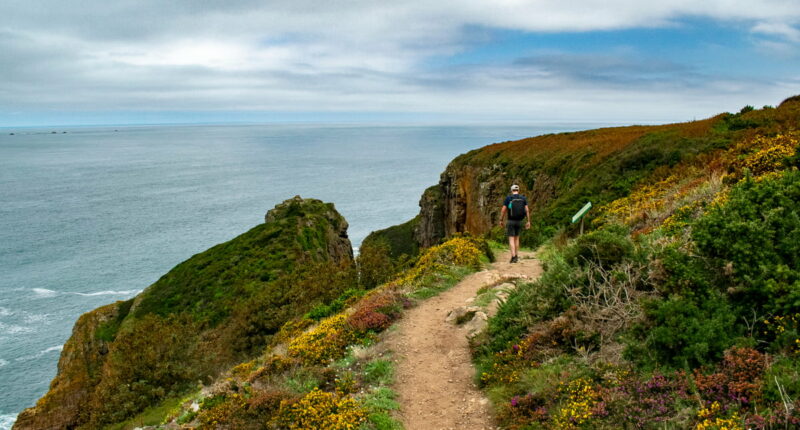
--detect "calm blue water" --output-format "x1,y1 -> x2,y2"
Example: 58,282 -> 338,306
0,123 -> 599,427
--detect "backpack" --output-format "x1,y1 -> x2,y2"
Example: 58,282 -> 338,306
507,195 -> 526,220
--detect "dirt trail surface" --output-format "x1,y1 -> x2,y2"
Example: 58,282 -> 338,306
386,250 -> 542,430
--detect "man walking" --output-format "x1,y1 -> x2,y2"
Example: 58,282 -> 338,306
500,184 -> 530,263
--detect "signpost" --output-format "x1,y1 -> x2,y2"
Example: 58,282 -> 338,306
571,202 -> 592,235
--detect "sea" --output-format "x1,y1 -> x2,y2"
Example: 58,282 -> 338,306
0,122 -> 601,427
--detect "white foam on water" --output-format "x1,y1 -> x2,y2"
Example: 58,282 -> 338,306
0,359 -> 7,368
0,414 -> 17,430
0,322 -> 34,335
0,307 -> 12,317
32,288 -> 58,298
15,345 -> 63,362
21,312 -> 50,325
72,289 -> 141,297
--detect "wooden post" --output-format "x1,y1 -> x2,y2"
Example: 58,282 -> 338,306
580,217 -> 584,235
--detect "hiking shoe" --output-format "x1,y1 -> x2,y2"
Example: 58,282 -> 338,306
511,256 -> 519,263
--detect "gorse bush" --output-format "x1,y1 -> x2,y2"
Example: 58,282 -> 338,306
563,224 -> 635,268
396,235 -> 484,286
694,169 -> 800,316
625,292 -> 738,370
306,288 -> 366,321
288,314 -> 359,365
272,388 -> 367,430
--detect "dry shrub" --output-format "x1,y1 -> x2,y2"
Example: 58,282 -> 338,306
248,354 -> 299,384
564,260 -> 650,343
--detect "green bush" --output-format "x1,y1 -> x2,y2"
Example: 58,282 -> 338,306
485,249 -> 572,353
649,243 -> 715,296
357,239 -> 397,289
625,292 -> 738,370
563,224 -> 634,268
694,170 -> 800,316
305,288 -> 366,321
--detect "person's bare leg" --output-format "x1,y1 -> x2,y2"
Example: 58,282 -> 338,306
514,236 -> 521,258
508,235 -> 516,260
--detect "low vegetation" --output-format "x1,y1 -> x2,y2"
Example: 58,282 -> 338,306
131,235 -> 492,429
474,98 -> 800,429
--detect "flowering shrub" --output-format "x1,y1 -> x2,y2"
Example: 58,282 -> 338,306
230,360 -> 256,378
732,133 -> 798,177
479,345 -> 527,386
552,378 -> 604,429
694,347 -> 767,407
694,401 -> 743,430
273,387 -> 367,430
248,354 -> 298,382
346,290 -> 405,333
661,200 -> 704,234
762,314 -> 800,354
600,174 -> 682,226
195,393 -> 247,429
275,318 -> 315,343
288,314 -> 357,365
501,393 -> 550,428
396,236 -> 483,286
601,372 -> 690,428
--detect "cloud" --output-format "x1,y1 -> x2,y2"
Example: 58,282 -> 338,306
1,0 -> 799,123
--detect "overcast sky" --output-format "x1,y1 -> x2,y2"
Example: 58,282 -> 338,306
2,0 -> 800,126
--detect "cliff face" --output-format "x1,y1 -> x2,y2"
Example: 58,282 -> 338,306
15,302 -> 121,430
370,98 -> 800,255
16,197 -> 354,429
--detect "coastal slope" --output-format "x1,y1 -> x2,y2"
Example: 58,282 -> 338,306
15,196 -> 354,429
367,97 -> 800,255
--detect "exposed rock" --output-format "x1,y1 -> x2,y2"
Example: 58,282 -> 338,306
445,306 -> 481,325
414,185 -> 445,247
463,311 -> 488,340
264,195 -> 353,264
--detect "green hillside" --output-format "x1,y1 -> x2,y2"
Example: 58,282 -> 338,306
367,96 -> 800,259
16,197 -> 357,429
475,97 -> 800,429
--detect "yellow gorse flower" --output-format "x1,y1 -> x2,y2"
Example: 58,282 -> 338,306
275,388 -> 367,430
552,378 -> 600,429
695,402 -> 743,430
396,236 -> 482,286
288,313 -> 356,365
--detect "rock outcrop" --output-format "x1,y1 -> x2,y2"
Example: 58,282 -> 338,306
16,197 -> 354,429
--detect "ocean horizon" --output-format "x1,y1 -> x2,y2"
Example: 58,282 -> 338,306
0,122 -> 605,427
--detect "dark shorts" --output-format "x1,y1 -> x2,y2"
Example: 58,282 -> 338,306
506,219 -> 522,237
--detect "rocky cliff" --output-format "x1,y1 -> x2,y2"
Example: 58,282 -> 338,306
367,97 -> 800,255
15,197 -> 354,429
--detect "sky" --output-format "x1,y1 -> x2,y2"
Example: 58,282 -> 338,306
1,0 -> 800,126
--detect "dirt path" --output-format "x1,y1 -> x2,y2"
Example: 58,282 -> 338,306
386,250 -> 542,430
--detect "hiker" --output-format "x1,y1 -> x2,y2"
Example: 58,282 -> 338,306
499,184 -> 530,263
